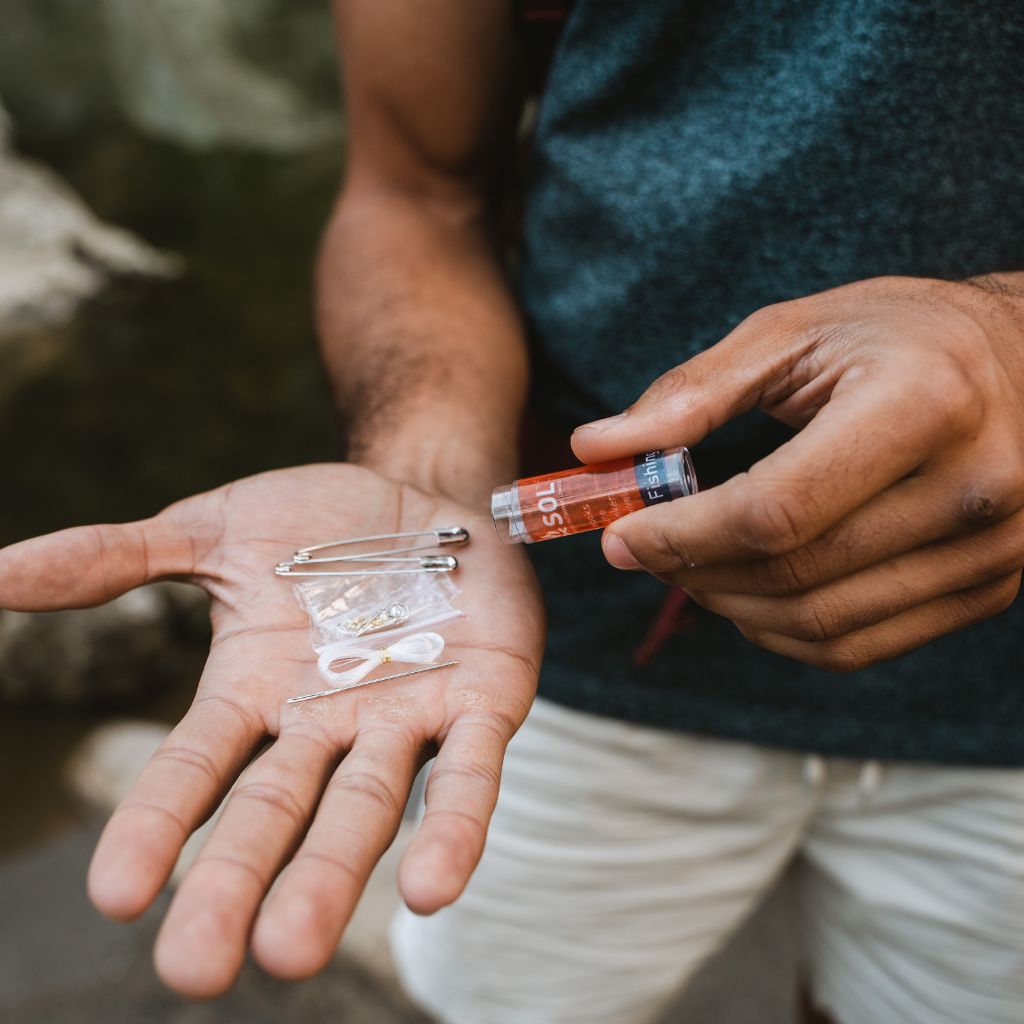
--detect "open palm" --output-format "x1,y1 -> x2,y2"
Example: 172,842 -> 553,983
0,463 -> 545,996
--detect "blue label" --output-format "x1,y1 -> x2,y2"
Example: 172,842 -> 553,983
633,450 -> 680,507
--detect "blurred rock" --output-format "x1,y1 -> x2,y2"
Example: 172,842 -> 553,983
66,719 -> 171,808
0,0 -> 340,152
103,0 -> 339,151
0,97 -> 180,404
0,100 -> 179,329
0,582 -> 209,708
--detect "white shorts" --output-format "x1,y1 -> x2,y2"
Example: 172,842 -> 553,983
392,697 -> 1024,1024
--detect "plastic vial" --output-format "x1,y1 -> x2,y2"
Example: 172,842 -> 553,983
491,447 -> 698,544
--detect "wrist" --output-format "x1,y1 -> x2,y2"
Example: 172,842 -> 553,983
963,271 -> 1024,303
347,421 -> 518,510
955,272 -> 1024,389
960,272 -> 1024,335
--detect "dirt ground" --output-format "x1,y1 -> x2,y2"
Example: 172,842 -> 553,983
0,814 -> 798,1023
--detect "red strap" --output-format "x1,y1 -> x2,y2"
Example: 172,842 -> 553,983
633,588 -> 695,668
521,2 -> 572,21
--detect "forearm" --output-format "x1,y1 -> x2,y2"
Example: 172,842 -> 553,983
317,186 -> 527,506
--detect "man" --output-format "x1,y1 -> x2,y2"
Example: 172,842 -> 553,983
2,1 -> 1023,1022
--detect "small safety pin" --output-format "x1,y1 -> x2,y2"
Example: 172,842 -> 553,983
293,526 -> 469,562
286,659 -> 460,704
275,554 -> 458,577
292,544 -> 444,565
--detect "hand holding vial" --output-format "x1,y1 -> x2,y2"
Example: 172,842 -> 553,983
572,275 -> 1024,672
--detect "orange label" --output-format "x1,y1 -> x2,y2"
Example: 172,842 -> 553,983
516,456 -> 653,542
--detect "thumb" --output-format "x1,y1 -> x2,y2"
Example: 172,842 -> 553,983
570,306 -> 805,464
0,516 -> 195,612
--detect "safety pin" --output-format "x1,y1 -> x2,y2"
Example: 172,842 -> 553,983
293,526 -> 469,562
286,659 -> 460,704
291,540 -> 460,565
275,554 -> 458,577
276,553 -> 457,572
277,552 -> 452,571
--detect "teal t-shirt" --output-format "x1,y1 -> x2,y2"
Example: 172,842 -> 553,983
520,0 -> 1024,764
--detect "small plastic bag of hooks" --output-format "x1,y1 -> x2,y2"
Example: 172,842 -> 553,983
292,571 -> 463,653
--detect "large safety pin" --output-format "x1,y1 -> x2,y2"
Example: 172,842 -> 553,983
292,526 -> 468,562
275,526 -> 468,577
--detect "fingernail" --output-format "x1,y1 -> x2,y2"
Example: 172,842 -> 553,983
574,412 -> 627,435
603,534 -> 640,570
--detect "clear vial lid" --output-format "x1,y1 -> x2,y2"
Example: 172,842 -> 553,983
490,483 -> 530,544
665,445 -> 699,498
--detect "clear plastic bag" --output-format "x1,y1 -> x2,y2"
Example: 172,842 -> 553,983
293,571 -> 463,653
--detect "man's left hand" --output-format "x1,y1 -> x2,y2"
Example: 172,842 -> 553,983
572,275 -> 1024,671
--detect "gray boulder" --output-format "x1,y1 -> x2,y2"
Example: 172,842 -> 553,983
0,582 -> 209,707
0,98 -> 180,406
0,0 -> 341,152
0,102 -> 179,334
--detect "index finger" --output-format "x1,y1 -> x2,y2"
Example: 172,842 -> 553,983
608,374 -> 972,569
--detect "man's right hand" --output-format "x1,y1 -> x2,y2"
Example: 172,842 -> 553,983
0,462 -> 545,996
